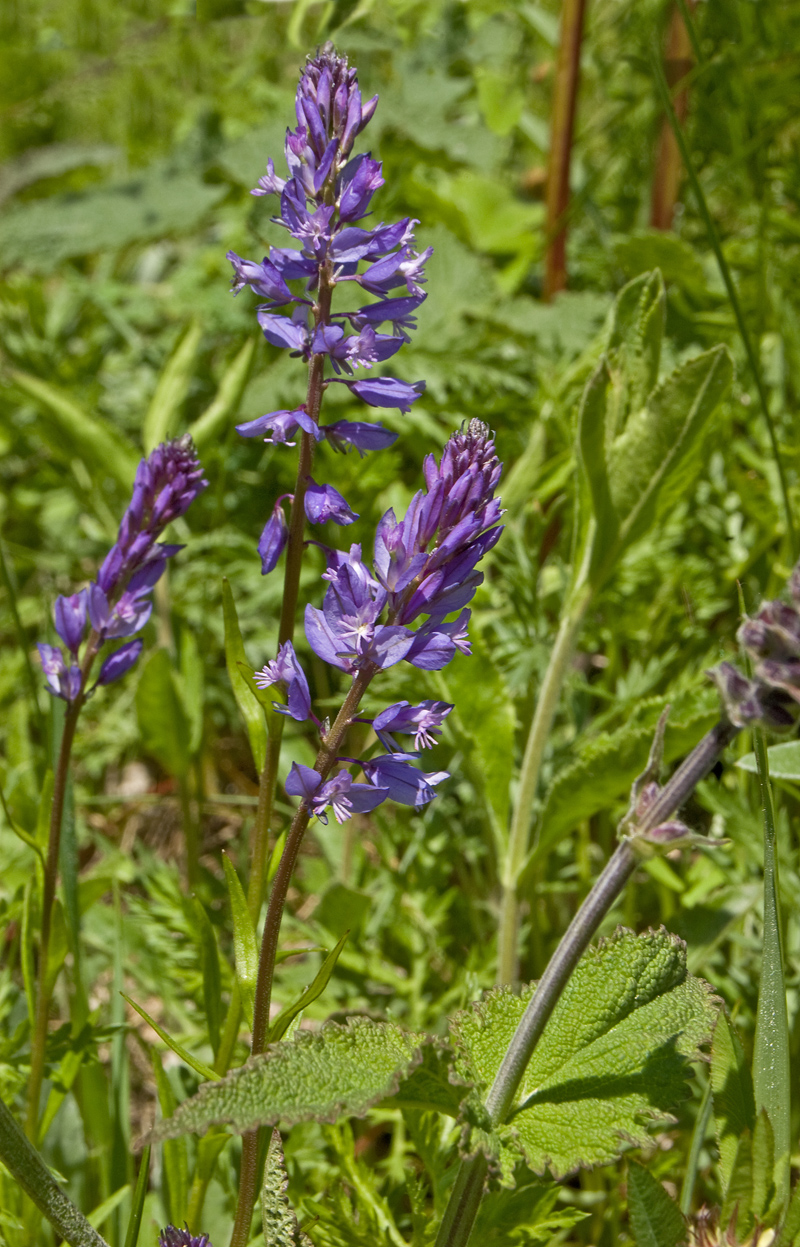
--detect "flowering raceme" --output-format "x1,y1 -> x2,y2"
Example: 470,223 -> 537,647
38,436 -> 207,703
255,420 -> 503,825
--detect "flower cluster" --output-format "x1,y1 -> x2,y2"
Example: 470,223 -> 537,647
228,47 -> 429,478
39,436 -> 207,702
709,564 -> 800,731
159,1228 -> 212,1247
255,421 -> 503,824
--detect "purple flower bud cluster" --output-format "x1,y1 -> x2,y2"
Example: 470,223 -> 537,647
708,565 -> 800,731
159,1228 -> 212,1247
254,422 -> 503,825
38,437 -> 207,702
228,47 -> 429,462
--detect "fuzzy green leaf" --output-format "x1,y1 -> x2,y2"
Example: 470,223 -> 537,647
148,1018 -> 425,1141
627,1161 -> 686,1247
450,929 -> 717,1178
752,1108 -> 776,1222
710,1012 -> 755,1193
262,1128 -> 313,1247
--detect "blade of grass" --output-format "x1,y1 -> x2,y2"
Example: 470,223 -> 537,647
123,1146 -> 150,1247
121,993 -> 219,1083
267,931 -> 349,1044
650,45 -> 796,556
679,1077 -> 712,1215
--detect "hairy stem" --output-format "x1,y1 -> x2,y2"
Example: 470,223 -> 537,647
498,583 -> 591,984
1,1093 -> 110,1247
440,718 -> 739,1247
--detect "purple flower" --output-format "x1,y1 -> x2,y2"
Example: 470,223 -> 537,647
321,419 -> 397,456
97,639 -> 143,685
338,155 -> 385,222
87,580 -> 153,641
372,700 -> 453,750
37,644 -> 82,702
304,558 -> 414,673
334,376 -> 426,413
285,762 -> 387,824
360,753 -> 448,807
259,498 -> 290,574
257,309 -> 310,353
304,478 -> 358,526
236,407 -> 322,446
159,1229 -> 212,1247
254,642 -> 311,722
226,252 -> 294,304
54,590 -> 88,655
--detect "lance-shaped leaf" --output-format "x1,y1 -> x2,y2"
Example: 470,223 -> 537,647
147,1018 -> 425,1142
136,648 -> 191,780
710,1012 -> 755,1193
222,854 -> 258,1030
262,1128 -> 313,1247
627,1160 -> 686,1247
451,929 -> 717,1179
143,319 -> 203,452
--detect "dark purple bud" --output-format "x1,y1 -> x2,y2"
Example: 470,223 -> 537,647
254,641 -> 311,722
97,640 -> 143,685
159,1228 -> 213,1247
643,819 -> 693,845
54,590 -> 88,654
258,499 -> 290,574
360,752 -> 448,807
303,478 -> 358,525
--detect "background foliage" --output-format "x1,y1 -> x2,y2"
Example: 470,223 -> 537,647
1,0 -> 800,1243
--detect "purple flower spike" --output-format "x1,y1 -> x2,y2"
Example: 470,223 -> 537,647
373,700 -> 453,750
304,478 -> 358,525
360,752 -> 448,807
259,499 -> 290,574
159,1228 -> 213,1247
285,762 -> 388,825
54,590 -> 88,654
254,641 -> 311,722
37,643 -> 82,703
97,639 -> 143,685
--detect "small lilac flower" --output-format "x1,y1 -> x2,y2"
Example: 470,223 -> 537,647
37,644 -> 82,702
237,408 -> 322,446
97,640 -> 143,685
322,419 -> 397,456
338,155 -> 385,222
254,642 -> 312,722
159,1228 -> 213,1247
259,498 -> 290,574
87,581 -> 153,641
54,590 -> 88,655
226,252 -> 295,305
360,753 -> 448,807
304,558 -> 413,673
257,309 -> 310,353
285,762 -> 387,824
304,478 -> 358,526
372,700 -> 453,750
334,376 -> 425,413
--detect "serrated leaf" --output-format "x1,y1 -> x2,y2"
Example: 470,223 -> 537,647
136,648 -> 191,779
450,929 -> 717,1178
148,1018 -> 425,1141
188,338 -> 256,453
627,1161 -> 686,1247
143,320 -> 202,453
262,1128 -> 313,1247
222,577 -> 267,772
711,1012 -> 755,1193
268,931 -> 348,1044
388,1042 -> 470,1117
222,854 -> 258,1029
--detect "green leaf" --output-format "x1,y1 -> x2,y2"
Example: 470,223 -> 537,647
179,630 -> 204,757
710,1012 -> 755,1193
136,648 -> 191,779
776,1179 -> 800,1246
262,1128 -> 313,1247
5,369 -> 138,488
122,993 -> 219,1083
36,769 -> 55,851
21,881 -> 36,1025
268,931 -> 349,1044
720,1131 -> 753,1235
193,899 -> 223,1058
627,1161 -> 686,1247
737,740 -> 800,778
188,338 -> 257,453
450,930 -> 717,1178
148,1018 -> 425,1141
87,1183 -> 131,1230
143,320 -> 203,452
752,1108 -> 776,1222
222,578 -> 268,772
123,1145 -> 150,1247
222,854 -> 258,1030
388,1042 -> 469,1117
45,899 -> 69,997
151,1049 -> 188,1224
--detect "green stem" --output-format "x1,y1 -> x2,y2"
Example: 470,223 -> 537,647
179,773 -> 199,890
498,583 -> 591,983
0,1092 -> 110,1247
679,1077 -> 712,1216
651,45 -> 797,557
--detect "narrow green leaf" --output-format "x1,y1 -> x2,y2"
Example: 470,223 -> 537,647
143,320 -> 203,452
21,881 -> 36,1025
262,1128 -> 312,1247
39,1038 -> 86,1143
136,648 -> 191,779
0,785 -> 44,863
222,578 -> 267,772
45,899 -> 69,997
752,1108 -> 776,1222
268,931 -> 349,1044
720,1131 -> 753,1236
451,930 -> 717,1178
36,770 -> 54,850
577,356 -> 617,578
121,993 -> 219,1083
776,1179 -> 800,1246
188,337 -> 256,453
193,899 -> 222,1058
736,741 -> 800,779
87,1184 -> 131,1230
627,1161 -> 685,1247
222,854 -> 258,1030
6,367 -> 138,487
179,631 -> 204,757
123,1145 -> 150,1247
710,1012 -> 755,1193
152,1050 -> 188,1225
148,1018 -> 425,1141
236,659 -> 284,735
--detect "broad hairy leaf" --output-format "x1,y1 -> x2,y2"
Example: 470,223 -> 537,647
148,1018 -> 425,1141
450,929 -> 717,1179
627,1161 -> 686,1247
135,648 -> 191,779
711,1012 -> 755,1192
262,1128 -> 312,1247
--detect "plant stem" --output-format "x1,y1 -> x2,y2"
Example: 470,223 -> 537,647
651,45 -> 797,557
26,695 -> 82,1142
439,718 -> 738,1247
543,0 -> 588,300
650,2 -> 695,231
498,583 -> 591,984
229,666 -> 376,1247
0,1092 -> 110,1247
